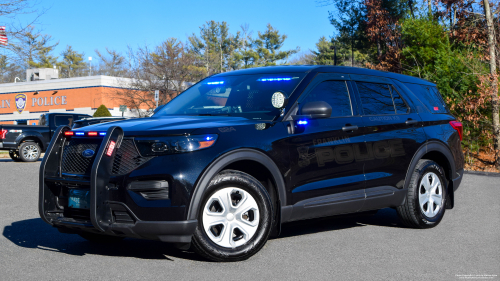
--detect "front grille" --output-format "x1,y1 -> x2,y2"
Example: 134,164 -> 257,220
112,139 -> 153,175
61,139 -> 101,175
61,138 -> 153,176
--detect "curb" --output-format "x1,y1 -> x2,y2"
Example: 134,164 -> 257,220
464,170 -> 500,177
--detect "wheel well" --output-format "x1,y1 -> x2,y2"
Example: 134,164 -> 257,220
421,151 -> 452,182
421,150 -> 454,209
223,160 -> 279,217
19,137 -> 43,150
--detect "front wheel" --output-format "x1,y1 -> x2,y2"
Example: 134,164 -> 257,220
192,170 -> 273,262
19,142 -> 41,162
397,159 -> 447,228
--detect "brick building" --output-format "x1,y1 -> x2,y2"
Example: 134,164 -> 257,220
0,75 -> 141,125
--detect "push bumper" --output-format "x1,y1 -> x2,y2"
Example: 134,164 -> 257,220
39,126 -> 197,243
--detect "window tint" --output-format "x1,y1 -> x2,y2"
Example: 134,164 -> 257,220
391,87 -> 409,114
54,116 -> 73,126
404,83 -> 448,113
356,82 -> 395,115
301,80 -> 352,117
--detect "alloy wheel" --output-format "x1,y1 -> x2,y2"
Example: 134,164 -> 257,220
22,144 -> 39,160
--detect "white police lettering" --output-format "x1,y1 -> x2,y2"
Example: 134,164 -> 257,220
0,99 -> 10,108
28,96 -> 67,107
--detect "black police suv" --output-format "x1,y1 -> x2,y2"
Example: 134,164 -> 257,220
39,66 -> 464,262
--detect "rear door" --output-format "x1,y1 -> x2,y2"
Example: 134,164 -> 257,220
284,73 -> 366,220
350,75 -> 426,209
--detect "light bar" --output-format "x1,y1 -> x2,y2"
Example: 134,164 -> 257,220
207,81 -> 224,85
64,131 -> 74,136
75,132 -> 85,136
88,132 -> 98,136
257,78 -> 292,82
106,141 -> 116,157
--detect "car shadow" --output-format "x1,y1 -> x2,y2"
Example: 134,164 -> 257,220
0,158 -> 42,162
275,208 -> 404,240
3,209 -> 403,261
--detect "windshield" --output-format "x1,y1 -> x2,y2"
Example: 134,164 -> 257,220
154,73 -> 306,120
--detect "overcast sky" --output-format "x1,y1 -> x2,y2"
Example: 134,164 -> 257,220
13,0 -> 336,63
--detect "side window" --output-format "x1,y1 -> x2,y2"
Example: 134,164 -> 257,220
356,82 -> 394,115
391,87 -> 409,114
77,115 -> 88,121
404,83 -> 448,113
54,116 -> 73,127
301,80 -> 352,117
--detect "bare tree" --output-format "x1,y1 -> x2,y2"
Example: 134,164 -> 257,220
112,38 -> 205,116
95,47 -> 127,77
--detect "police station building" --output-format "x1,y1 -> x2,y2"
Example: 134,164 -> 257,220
0,68 -> 140,125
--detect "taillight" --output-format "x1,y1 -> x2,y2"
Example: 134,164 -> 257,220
449,121 -> 463,141
0,129 -> 7,139
106,141 -> 116,156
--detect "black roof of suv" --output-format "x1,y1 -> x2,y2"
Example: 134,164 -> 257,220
39,66 -> 464,262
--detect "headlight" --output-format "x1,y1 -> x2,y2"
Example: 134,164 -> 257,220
134,134 -> 218,156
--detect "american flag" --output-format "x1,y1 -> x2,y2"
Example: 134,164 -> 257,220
0,26 -> 7,46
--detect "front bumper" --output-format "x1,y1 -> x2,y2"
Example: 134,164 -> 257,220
39,126 -> 197,243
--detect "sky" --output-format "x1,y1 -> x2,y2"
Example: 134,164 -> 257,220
13,0 -> 337,64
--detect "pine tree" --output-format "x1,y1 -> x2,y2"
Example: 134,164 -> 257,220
254,24 -> 299,66
93,105 -> 112,117
57,45 -> 87,78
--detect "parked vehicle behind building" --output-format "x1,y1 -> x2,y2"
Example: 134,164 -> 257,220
0,113 -> 90,162
39,66 -> 464,261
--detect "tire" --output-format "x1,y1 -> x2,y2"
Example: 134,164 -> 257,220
19,142 -> 41,162
397,159 -> 447,228
9,150 -> 21,162
192,170 -> 273,262
78,232 -> 124,243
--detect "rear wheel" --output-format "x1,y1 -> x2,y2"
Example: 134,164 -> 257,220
78,232 -> 124,243
19,142 -> 41,162
9,150 -> 21,162
192,170 -> 273,262
397,159 -> 447,228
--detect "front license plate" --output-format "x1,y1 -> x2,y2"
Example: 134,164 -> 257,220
68,189 -> 90,209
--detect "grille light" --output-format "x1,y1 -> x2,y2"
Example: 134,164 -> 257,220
88,132 -> 98,136
75,132 -> 85,136
297,120 -> 308,125
99,132 -> 106,136
106,141 -> 116,157
64,131 -> 74,136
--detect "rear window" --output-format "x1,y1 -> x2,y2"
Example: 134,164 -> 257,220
404,83 -> 448,113
54,115 -> 74,127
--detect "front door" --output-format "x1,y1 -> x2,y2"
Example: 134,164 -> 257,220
284,74 -> 366,220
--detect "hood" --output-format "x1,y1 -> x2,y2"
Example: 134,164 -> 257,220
78,115 -> 264,136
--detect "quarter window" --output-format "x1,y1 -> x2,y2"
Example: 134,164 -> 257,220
301,80 -> 352,117
392,87 -> 409,114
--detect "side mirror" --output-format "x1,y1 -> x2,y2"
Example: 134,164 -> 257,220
300,101 -> 332,119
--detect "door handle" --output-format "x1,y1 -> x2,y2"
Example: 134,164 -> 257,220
342,125 -> 358,132
405,119 -> 418,125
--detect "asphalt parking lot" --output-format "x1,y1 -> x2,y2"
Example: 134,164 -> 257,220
0,158 -> 498,281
